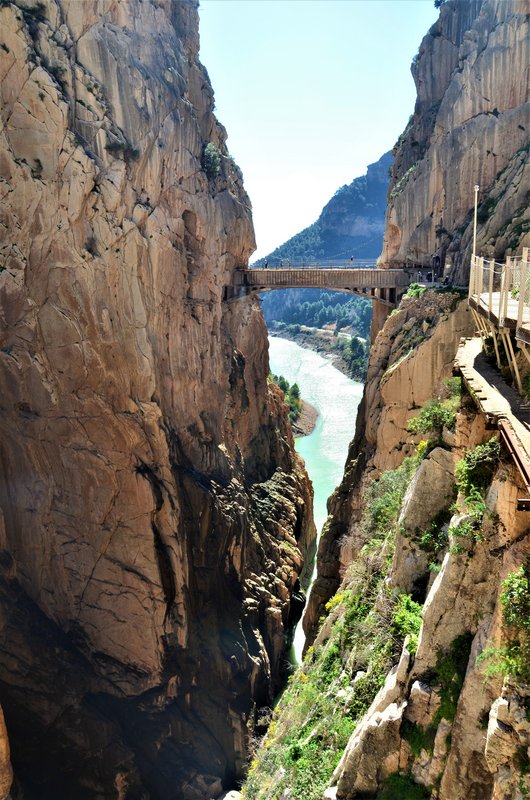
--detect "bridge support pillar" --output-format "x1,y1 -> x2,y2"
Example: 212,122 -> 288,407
370,287 -> 408,341
370,298 -> 391,342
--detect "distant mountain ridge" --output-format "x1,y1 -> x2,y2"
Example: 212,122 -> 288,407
255,150 -> 392,265
260,151 -> 392,337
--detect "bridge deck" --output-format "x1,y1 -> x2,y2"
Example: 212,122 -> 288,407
235,267 -> 410,292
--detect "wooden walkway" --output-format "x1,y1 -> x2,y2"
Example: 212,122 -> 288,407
455,336 -> 530,508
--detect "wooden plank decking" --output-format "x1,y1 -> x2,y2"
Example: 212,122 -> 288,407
455,336 -> 530,504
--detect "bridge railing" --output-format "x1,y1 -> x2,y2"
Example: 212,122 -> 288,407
237,267 -> 410,292
249,258 -> 379,269
469,247 -> 530,332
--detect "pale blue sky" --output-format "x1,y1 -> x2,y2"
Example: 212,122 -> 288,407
199,0 -> 439,259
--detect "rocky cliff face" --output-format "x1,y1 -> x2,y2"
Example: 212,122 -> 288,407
315,351 -> 530,800
303,291 -> 474,644
381,0 -> 529,280
0,1 -> 315,797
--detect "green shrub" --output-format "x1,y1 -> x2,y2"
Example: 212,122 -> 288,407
419,508 -> 452,554
478,642 -> 530,683
406,282 -> 426,298
455,438 -> 501,497
392,594 -> 423,654
201,142 -> 221,179
448,516 -> 484,554
451,438 -> 500,530
501,564 -> 530,631
401,720 -> 436,757
444,376 -> 463,397
362,456 -> 419,542
407,380 -> 463,443
270,374 -> 303,422
479,562 -> 530,683
407,399 -> 457,439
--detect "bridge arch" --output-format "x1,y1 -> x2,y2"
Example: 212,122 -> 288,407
227,266 -> 411,307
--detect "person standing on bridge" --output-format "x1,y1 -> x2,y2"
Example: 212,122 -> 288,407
264,260 -> 269,267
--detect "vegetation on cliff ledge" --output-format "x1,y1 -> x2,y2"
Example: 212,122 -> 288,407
479,559 -> 530,684
242,452 -> 424,800
269,374 -> 302,423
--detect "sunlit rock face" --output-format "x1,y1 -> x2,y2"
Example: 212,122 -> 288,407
0,0 -> 315,796
303,291 -> 473,643
380,0 -> 530,279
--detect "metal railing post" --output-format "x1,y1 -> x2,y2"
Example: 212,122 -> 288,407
518,257 -> 526,330
503,257 -> 512,324
499,257 -> 506,321
488,258 -> 494,312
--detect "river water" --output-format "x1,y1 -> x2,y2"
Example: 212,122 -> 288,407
268,336 -> 363,657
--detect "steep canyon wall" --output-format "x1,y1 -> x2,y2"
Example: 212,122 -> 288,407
0,1 -> 314,797
380,0 -> 529,281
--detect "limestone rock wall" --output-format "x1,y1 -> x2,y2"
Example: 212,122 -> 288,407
380,0 -> 530,279
250,286 -> 529,799
0,1 -> 314,797
303,291 -> 474,642
325,403 -> 530,800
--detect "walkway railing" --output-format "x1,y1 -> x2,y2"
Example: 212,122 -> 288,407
468,247 -> 530,392
468,247 -> 530,334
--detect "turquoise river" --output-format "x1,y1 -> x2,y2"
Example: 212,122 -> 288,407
268,336 -> 363,657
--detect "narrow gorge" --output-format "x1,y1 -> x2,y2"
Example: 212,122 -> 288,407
0,0 -> 529,799
245,1 -> 530,799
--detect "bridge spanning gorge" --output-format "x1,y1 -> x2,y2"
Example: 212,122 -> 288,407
228,262 -> 412,305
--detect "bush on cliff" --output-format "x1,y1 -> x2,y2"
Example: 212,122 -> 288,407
479,561 -> 530,683
243,457 -> 424,800
407,378 -> 462,443
201,142 -> 221,179
455,437 -> 501,496
270,374 -> 302,422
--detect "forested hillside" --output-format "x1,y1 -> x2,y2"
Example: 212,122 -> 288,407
260,152 -> 391,351
256,151 -> 392,267
256,153 -> 393,379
